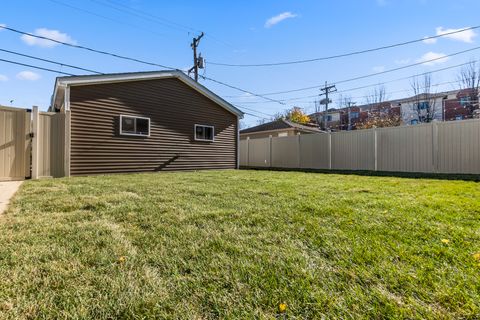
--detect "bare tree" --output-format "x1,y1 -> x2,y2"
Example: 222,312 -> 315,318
337,94 -> 353,109
357,85 -> 398,129
410,74 -> 437,123
457,60 -> 480,112
360,85 -> 390,127
256,118 -> 268,125
365,85 -> 387,106
337,94 -> 353,130
313,100 -> 323,127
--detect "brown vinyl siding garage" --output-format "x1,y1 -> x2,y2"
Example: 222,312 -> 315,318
51,71 -> 243,176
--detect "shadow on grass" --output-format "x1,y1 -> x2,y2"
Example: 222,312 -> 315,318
240,166 -> 480,182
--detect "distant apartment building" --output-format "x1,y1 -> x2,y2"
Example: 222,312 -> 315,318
444,88 -> 479,121
309,88 -> 479,131
396,93 -> 446,125
310,102 -> 400,131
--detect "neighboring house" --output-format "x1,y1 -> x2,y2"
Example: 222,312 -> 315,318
240,119 -> 322,140
49,70 -> 244,176
397,93 -> 446,125
443,88 -> 479,121
310,108 -> 349,131
310,103 -> 399,131
309,89 -> 480,130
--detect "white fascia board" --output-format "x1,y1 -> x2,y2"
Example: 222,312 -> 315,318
51,80 -> 67,112
57,71 -> 177,86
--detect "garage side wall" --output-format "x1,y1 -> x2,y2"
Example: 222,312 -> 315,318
68,78 -> 238,175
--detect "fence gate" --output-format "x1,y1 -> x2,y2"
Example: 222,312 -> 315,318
0,106 -> 31,181
33,111 -> 65,179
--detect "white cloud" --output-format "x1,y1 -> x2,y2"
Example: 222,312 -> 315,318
21,28 -> 77,48
423,26 -> 477,45
265,12 -> 298,28
0,74 -> 8,81
16,71 -> 41,81
416,52 -> 450,66
237,93 -> 256,102
436,26 -> 477,43
395,58 -> 410,65
0,23 -> 6,31
372,66 -> 385,72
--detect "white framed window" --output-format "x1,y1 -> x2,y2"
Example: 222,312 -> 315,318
195,124 -> 214,141
120,115 -> 150,137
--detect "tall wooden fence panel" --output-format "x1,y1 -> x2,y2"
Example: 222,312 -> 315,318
437,119 -> 480,174
247,137 -> 271,167
33,109 -> 66,178
240,119 -> 480,175
0,106 -> 30,181
377,124 -> 434,173
272,136 -> 299,168
331,129 -> 375,171
299,133 -> 329,169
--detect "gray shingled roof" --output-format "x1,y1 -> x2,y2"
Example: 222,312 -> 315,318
240,119 -> 322,134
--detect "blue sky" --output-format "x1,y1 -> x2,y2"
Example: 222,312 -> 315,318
1,0 -> 479,127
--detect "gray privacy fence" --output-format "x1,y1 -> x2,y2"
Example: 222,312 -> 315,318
240,119 -> 480,174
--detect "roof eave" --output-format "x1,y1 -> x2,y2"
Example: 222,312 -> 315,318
54,70 -> 244,118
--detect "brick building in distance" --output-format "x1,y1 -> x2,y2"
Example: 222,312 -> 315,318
309,89 -> 479,131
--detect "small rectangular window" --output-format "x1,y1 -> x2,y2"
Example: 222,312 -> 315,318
416,101 -> 429,110
120,115 -> 150,136
459,97 -> 470,106
195,124 -> 214,141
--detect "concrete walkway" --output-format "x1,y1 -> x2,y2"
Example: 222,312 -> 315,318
0,181 -> 23,214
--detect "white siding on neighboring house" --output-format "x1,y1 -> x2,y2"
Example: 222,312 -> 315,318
400,96 -> 444,125
328,112 -> 341,122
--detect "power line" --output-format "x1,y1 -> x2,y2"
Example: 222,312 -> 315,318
0,25 -> 176,70
334,60 -> 479,95
241,111 -> 269,119
233,104 -> 275,117
227,60 -> 479,113
0,25 -> 280,105
0,48 -> 102,74
0,53 -> 272,120
200,75 -> 286,105
1,25 -> 475,113
91,0 -> 235,48
207,26 -> 480,67
235,46 -> 480,97
233,79 -> 465,106
0,58 -> 75,76
89,0 -> 194,33
0,52 -> 270,119
46,0 -> 169,39
225,59 -> 479,102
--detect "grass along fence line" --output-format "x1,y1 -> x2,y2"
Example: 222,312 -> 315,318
0,170 -> 479,318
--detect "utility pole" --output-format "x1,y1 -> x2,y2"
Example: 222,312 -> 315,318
347,101 -> 356,130
188,32 -> 204,82
319,82 -> 337,131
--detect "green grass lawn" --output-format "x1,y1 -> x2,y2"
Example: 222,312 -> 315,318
0,170 -> 479,319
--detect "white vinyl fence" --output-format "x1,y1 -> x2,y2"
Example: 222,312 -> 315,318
240,119 -> 480,174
